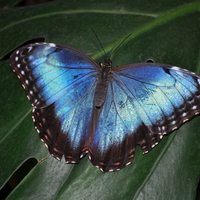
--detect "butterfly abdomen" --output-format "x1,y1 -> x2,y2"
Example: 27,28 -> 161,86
94,63 -> 111,108
94,80 -> 109,108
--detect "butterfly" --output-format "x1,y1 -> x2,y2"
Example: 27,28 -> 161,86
10,42 -> 200,172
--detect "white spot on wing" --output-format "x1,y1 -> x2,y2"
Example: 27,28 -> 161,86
27,46 -> 33,52
161,126 -> 165,131
80,154 -> 84,158
171,120 -> 176,125
183,118 -> 189,123
192,105 -> 197,110
126,161 -> 131,166
55,156 -> 61,161
171,66 -> 180,71
49,43 -> 56,47
172,126 -> 177,131
99,168 -> 104,172
152,143 -> 158,148
182,112 -> 187,117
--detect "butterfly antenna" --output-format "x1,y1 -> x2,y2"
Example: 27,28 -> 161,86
91,28 -> 108,58
110,33 -> 132,57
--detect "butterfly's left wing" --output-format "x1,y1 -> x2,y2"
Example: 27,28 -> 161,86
89,63 -> 200,172
10,43 -> 99,163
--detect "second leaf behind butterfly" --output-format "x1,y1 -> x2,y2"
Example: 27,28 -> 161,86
10,43 -> 200,172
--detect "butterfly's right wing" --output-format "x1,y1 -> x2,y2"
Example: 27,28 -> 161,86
10,43 -> 99,162
89,63 -> 200,172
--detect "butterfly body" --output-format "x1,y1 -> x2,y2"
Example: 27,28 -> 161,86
10,43 -> 200,172
94,59 -> 111,108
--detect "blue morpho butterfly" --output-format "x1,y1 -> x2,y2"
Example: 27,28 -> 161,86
10,42 -> 200,172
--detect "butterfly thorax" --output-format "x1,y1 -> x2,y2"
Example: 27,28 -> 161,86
94,58 -> 112,108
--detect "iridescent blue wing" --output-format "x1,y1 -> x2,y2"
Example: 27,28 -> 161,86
89,63 -> 200,172
10,43 -> 99,162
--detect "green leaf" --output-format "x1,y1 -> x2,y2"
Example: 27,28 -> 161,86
1,0 -> 200,199
0,0 -> 19,9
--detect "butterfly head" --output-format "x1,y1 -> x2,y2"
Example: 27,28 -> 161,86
104,58 -> 112,67
99,58 -> 112,80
